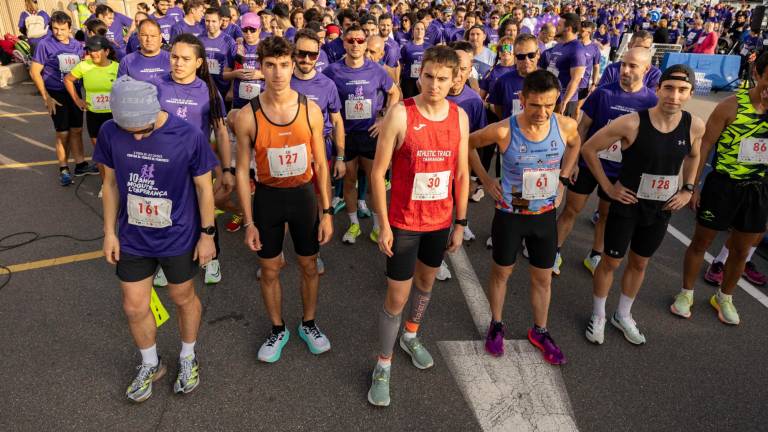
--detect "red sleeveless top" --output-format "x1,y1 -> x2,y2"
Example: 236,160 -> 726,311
388,98 -> 460,232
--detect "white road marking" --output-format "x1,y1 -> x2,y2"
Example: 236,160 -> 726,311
667,224 -> 768,308
7,131 -> 55,152
0,152 -> 25,168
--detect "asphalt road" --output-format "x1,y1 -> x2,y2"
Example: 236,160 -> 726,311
0,82 -> 765,432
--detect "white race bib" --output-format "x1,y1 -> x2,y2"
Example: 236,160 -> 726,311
411,170 -> 451,201
741,46 -> 750,56
522,168 -> 559,200
642,22 -> 650,29
57,53 -> 79,73
238,81 -> 260,100
267,144 -> 309,178
127,194 -> 173,228
636,173 -> 678,201
738,137 -> 768,164
598,141 -> 623,163
90,92 -> 110,111
410,61 -> 421,78
546,64 -> 559,78
697,36 -> 706,44
345,99 -> 372,120
207,58 -> 221,75
511,99 -> 522,116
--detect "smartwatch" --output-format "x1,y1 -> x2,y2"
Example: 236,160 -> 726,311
681,183 -> 695,193
224,167 -> 235,175
200,226 -> 216,235
322,207 -> 333,215
454,218 -> 468,226
559,176 -> 572,186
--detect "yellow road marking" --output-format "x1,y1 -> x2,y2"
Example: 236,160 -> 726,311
0,250 -> 103,274
0,112 -> 48,118
0,157 -> 92,169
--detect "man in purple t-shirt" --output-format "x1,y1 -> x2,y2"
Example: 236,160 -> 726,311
577,21 -> 602,108
598,31 -> 661,90
541,13 -> 586,119
490,34 -> 541,119
200,7 -> 237,106
96,76 -> 218,403
151,0 -> 177,44
118,19 -> 171,82
170,0 -> 206,42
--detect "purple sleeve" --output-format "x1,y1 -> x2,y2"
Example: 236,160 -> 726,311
93,122 -> 115,168
384,44 -> 399,68
581,90 -> 600,120
380,67 -> 394,92
487,78 -> 503,105
189,128 -> 219,176
31,38 -> 48,64
118,13 -> 133,29
18,12 -> 27,32
475,99 -> 488,130
572,45 -> 587,68
597,63 -> 616,87
328,84 -> 341,113
227,38 -> 237,68
117,57 -> 128,77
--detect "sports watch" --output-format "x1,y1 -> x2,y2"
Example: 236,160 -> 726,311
200,226 -> 216,235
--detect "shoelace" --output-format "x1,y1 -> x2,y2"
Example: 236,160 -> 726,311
131,364 -> 154,390
265,332 -> 281,347
304,325 -> 323,340
179,358 -> 193,382
374,368 -> 389,383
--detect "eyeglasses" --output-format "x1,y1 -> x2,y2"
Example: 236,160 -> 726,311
345,37 -> 366,45
242,27 -> 258,33
499,44 -> 513,53
120,123 -> 156,136
295,50 -> 319,60
515,52 -> 537,60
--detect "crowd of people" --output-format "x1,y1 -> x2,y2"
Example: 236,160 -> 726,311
16,0 -> 768,408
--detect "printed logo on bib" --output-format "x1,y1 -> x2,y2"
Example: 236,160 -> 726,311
598,141 -> 622,163
57,53 -> 79,73
636,173 -> 678,201
90,93 -> 110,111
522,168 -> 559,200
127,194 -> 173,228
411,170 -> 451,201
410,61 -> 422,78
345,99 -> 372,120
238,82 -> 260,100
737,137 -> 768,164
511,99 -> 523,116
207,58 -> 221,75
267,144 -> 309,178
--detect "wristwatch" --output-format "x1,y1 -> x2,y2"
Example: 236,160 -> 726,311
322,207 -> 333,215
681,183 -> 695,193
454,218 -> 468,226
200,226 -> 216,235
224,167 -> 235,175
559,176 -> 572,186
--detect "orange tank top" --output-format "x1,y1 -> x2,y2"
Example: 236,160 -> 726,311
251,93 -> 314,187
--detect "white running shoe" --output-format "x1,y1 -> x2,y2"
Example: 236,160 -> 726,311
153,268 -> 168,287
463,225 -> 476,241
585,314 -> 606,345
436,261 -> 452,281
297,323 -> 331,354
470,187 -> 485,202
205,259 -> 222,284
317,256 -> 326,276
610,313 -> 646,345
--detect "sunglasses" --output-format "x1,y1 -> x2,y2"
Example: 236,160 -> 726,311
242,27 -> 258,33
499,44 -> 513,53
295,50 -> 319,60
515,52 -> 537,60
345,37 -> 366,45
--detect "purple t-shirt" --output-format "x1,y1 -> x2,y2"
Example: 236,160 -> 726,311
199,32 -> 237,99
580,42 -> 602,88
105,12 -> 133,49
488,68 -> 525,119
93,115 -> 218,257
170,19 -> 205,42
322,37 -> 345,64
167,7 -> 184,22
394,30 -> 411,46
383,38 -> 400,68
18,10 -> 50,43
447,84 -> 487,132
152,13 -> 177,44
126,32 -> 140,54
598,62 -> 661,89
315,50 -> 329,73
594,30 -> 610,45
153,74 -> 227,139
425,20 -> 444,45
233,42 -> 262,106
479,64 -> 515,93
32,35 -> 84,92
291,72 -> 342,153
541,39 -> 587,102
118,50 -> 171,82
322,58 -> 394,131
579,81 -> 658,177
400,41 -> 430,81
223,23 -> 244,41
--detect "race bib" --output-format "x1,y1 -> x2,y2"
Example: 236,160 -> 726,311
741,46 -> 751,56
522,168 -> 559,200
511,99 -> 523,116
238,81 -> 260,100
738,137 -> 768,164
641,22 -> 650,29
546,64 -> 559,77
687,33 -> 696,42
598,141 -> 623,163
127,194 -> 173,228
697,36 -> 706,44
636,173 -> 678,201
57,53 -> 79,73
411,170 -> 451,201
345,99 -> 372,120
267,144 -> 309,178
207,58 -> 221,75
90,92 -> 110,111
410,61 -> 422,78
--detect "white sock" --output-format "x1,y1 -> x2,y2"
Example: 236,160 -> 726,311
715,246 -> 729,264
592,295 -> 607,319
348,212 -> 359,225
616,294 -> 635,319
746,246 -> 757,262
373,212 -> 380,230
680,288 -> 694,296
717,288 -> 732,301
403,331 -> 416,340
140,344 -> 159,366
377,356 -> 392,368
180,341 -> 196,359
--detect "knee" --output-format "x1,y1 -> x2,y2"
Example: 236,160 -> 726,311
598,257 -> 621,272
168,285 -> 197,307
123,298 -> 151,321
298,258 -> 319,278
260,264 -> 281,283
626,257 -> 649,273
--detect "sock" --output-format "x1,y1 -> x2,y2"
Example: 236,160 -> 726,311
140,344 -> 159,366
358,199 -> 367,209
272,322 -> 285,334
715,246 -> 729,264
75,161 -> 88,169
302,319 -> 315,328
746,246 -> 757,263
717,288 -> 732,301
348,212 -> 359,225
378,307 -> 402,358
180,341 -> 196,359
534,324 -> 548,334
617,294 -> 635,319
593,295 -> 607,319
372,212 -> 380,230
590,249 -> 601,258
403,321 -> 419,340
680,288 -> 694,296
377,355 -> 392,368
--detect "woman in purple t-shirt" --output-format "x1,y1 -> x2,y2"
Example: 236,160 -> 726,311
399,21 -> 430,98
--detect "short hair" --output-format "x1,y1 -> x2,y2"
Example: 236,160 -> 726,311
560,13 -> 581,33
455,6 -> 466,14
294,28 -> 321,47
449,40 -> 473,54
336,8 -> 358,25
416,10 -> 428,21
514,33 -> 538,47
50,11 -> 72,27
359,14 -> 377,26
305,21 -> 324,34
95,4 -> 115,17
343,23 -> 364,36
304,8 -> 321,23
422,45 -> 459,77
183,0 -> 205,14
138,18 -> 162,32
756,52 -> 768,76
522,69 -> 562,96
379,12 -> 393,22
631,30 -> 652,42
86,19 -> 108,37
204,7 -> 220,17
257,36 -> 295,60
581,21 -> 596,31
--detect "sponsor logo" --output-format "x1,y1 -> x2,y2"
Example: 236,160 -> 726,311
699,210 -> 715,222
414,124 -> 427,131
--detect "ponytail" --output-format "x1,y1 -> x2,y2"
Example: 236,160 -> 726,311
171,34 -> 225,132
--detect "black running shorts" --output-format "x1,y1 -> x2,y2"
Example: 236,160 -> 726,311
86,111 -> 113,139
568,165 -> 616,201
386,227 -> 450,281
253,182 -> 319,259
603,204 -> 670,259
117,251 -> 197,284
491,209 -> 557,269
344,131 -> 377,161
47,89 -> 84,132
697,171 -> 768,233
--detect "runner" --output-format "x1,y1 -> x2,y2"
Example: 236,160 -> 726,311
576,21 -> 601,112
672,54 -> 768,325
170,0 -> 205,41
95,76 -> 218,402
581,65 -> 704,345
125,11 -> 150,55
470,70 -> 580,364
230,13 -> 263,111
29,11 -> 99,187
540,13 -> 586,119
367,46 -> 469,407
199,7 -> 237,108
399,20 -> 430,99
118,18 -> 171,82
377,13 -> 401,83
598,31 -> 661,89
489,34 -> 540,120
151,0 -> 177,44
233,36 -> 334,363
554,48 -> 657,277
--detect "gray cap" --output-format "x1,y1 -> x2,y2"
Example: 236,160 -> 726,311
110,76 -> 161,129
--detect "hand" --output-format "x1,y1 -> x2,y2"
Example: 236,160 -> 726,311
556,104 -> 566,116
103,233 -> 120,264
44,95 -> 62,115
244,224 -> 262,252
318,214 -> 333,245
446,226 -> 464,253
221,171 -> 235,194
480,175 -> 502,201
688,188 -> 701,211
378,225 -> 394,257
333,159 -> 346,179
368,117 -> 384,138
73,97 -> 86,111
607,181 -> 638,204
194,235 -> 217,267
664,190 -> 692,211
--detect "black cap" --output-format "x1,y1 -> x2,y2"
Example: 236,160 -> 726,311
659,64 -> 696,90
85,35 -> 111,52
219,4 -> 232,18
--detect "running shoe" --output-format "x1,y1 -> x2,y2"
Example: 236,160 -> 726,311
59,169 -> 72,187
521,239 -> 529,259
703,261 -> 724,286
527,328 -> 567,365
463,225 -> 476,241
486,237 -> 493,249
342,223 -> 362,244
610,313 -> 646,345
436,261 -> 452,281
385,179 -> 391,191
173,355 -> 200,394
585,314 -> 606,345
670,290 -> 694,318
367,364 -> 391,407
370,226 -> 380,243
153,268 -> 168,287
125,359 -> 166,403
552,252 -> 563,276
709,294 -> 740,325
484,321 -> 505,357
225,214 -> 243,232
204,259 -> 221,284
258,329 -> 290,363
74,162 -> 99,176
331,196 -> 346,215
298,322 -> 331,354
357,201 -> 372,218
400,334 -> 434,369
470,186 -> 485,203
743,261 -> 767,286
583,253 -> 601,276
590,210 -> 599,225
317,256 -> 325,276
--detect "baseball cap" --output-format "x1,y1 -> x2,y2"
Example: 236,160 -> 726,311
659,64 -> 696,90
326,24 -> 341,36
110,76 -> 161,129
241,12 -> 261,29
85,35 -> 111,52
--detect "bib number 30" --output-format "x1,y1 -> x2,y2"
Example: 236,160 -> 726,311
411,170 -> 451,201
